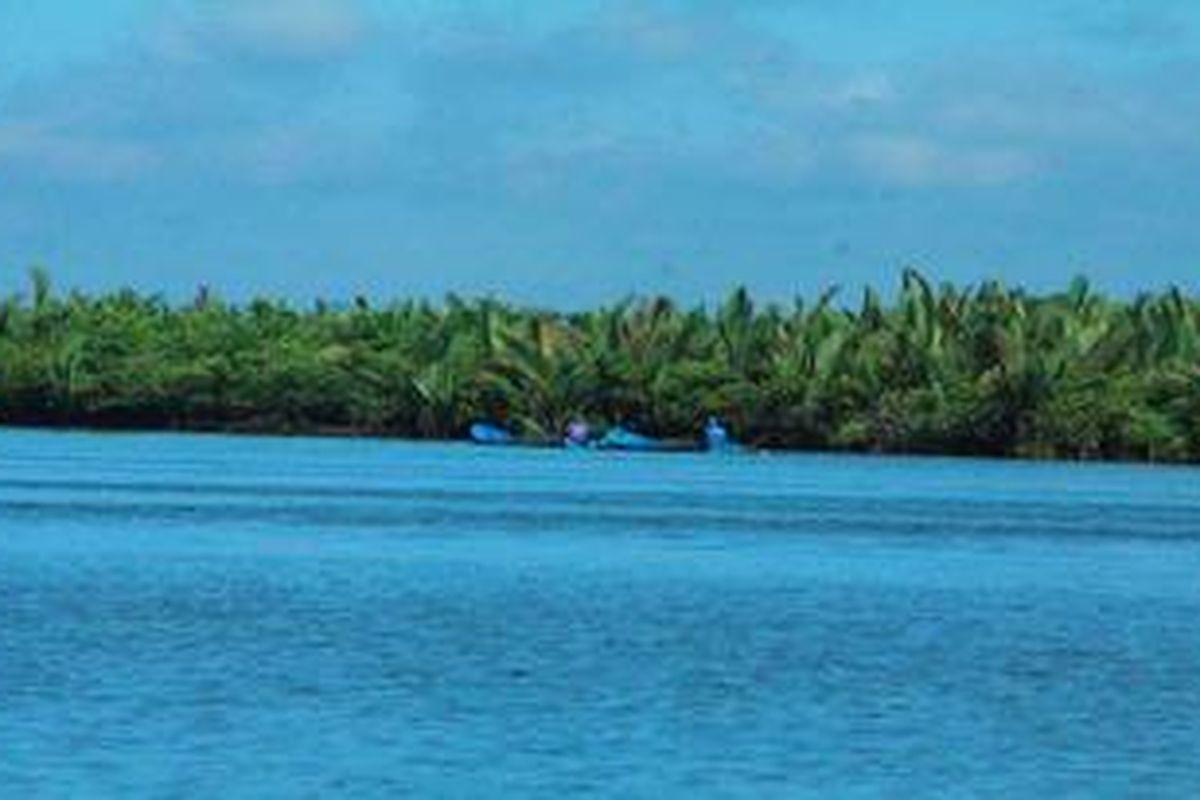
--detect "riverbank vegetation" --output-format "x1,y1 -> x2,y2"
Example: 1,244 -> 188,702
1,268 -> 1198,462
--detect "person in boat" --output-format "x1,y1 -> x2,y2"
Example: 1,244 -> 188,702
564,420 -> 591,448
704,416 -> 733,451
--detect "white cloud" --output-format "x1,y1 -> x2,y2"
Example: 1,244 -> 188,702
0,122 -> 158,181
218,115 -> 398,186
822,72 -> 898,110
604,5 -> 712,62
850,134 -> 1036,187
158,0 -> 369,63
1065,1 -> 1191,48
2,0 -> 1194,197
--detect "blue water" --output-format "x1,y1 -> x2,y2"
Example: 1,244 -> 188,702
2,431 -> 1199,798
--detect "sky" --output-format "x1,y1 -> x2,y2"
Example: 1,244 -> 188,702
1,0 -> 1199,305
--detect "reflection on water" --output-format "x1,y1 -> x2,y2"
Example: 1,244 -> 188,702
2,430 -> 1199,798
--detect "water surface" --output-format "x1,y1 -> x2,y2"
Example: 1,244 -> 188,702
2,430 -> 1198,797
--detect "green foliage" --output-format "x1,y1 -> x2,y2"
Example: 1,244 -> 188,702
0,268 -> 1197,462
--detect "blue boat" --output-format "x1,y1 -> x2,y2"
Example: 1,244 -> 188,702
596,426 -> 657,451
594,425 -> 694,452
469,422 -> 517,445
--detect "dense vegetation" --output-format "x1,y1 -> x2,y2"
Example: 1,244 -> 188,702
1,268 -> 1198,462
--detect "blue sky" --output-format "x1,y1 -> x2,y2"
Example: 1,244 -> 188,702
1,0 -> 1199,305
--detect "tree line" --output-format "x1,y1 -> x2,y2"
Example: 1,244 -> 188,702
1,267 -> 1198,462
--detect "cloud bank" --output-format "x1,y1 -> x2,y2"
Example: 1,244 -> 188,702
1,0 -> 1198,301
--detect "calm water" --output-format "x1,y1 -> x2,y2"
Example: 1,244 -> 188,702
2,430 -> 1199,798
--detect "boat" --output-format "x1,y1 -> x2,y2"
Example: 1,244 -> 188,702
469,419 -> 746,453
593,425 -> 694,452
469,422 -> 517,445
